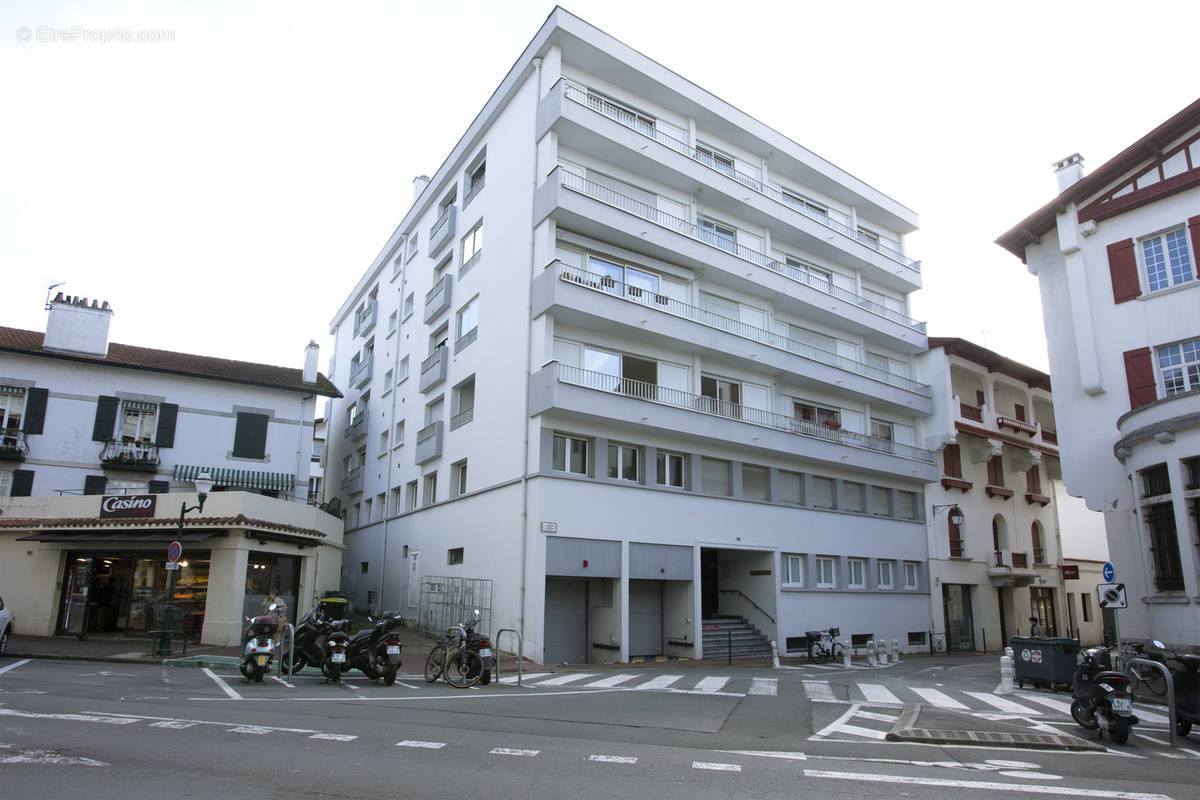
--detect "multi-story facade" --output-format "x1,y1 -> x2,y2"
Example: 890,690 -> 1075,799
998,98 -> 1200,650
919,338 -> 1105,651
326,9 -> 937,664
0,294 -> 343,646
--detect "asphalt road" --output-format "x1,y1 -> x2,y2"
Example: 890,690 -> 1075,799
0,655 -> 1195,799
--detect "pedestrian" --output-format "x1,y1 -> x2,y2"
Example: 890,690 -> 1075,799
1029,616 -> 1044,636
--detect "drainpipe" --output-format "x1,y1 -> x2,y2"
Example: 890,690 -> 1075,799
381,251 -> 409,615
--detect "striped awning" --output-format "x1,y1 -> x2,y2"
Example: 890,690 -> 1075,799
121,399 -> 157,411
0,385 -> 26,396
173,464 -> 296,492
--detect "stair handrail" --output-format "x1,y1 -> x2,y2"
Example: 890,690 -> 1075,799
717,589 -> 775,624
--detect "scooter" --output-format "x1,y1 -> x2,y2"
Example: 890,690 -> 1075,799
288,606 -> 330,672
344,611 -> 405,685
1157,640 -> 1200,737
322,618 -> 352,684
239,604 -> 279,683
463,610 -> 493,686
1071,645 -> 1138,744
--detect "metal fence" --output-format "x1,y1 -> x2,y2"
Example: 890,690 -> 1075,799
416,576 -> 493,639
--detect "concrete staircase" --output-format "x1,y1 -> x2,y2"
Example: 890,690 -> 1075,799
701,616 -> 773,660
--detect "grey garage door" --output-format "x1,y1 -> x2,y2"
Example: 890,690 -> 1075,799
545,578 -> 588,665
629,579 -> 663,657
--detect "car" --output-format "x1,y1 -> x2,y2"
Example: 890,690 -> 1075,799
0,595 -> 11,655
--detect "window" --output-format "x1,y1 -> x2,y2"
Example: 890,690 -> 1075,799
0,469 -> 11,496
553,434 -> 588,475
119,401 -> 158,441
378,430 -> 388,456
943,444 -> 963,478
390,487 -> 403,515
784,257 -> 833,292
387,310 -> 398,335
656,451 -> 686,488
986,455 -> 1005,487
781,189 -> 828,220
363,497 -> 372,523
452,460 -> 468,498
843,482 -> 865,512
778,470 -> 803,505
1144,502 -> 1183,591
406,479 -> 418,510
877,560 -> 894,589
460,222 -> 483,273
399,355 -> 410,382
948,514 -> 964,558
871,486 -> 892,516
383,368 -> 393,388
403,293 -> 414,319
586,88 -> 656,135
1026,465 -> 1043,494
847,558 -> 866,589
858,227 -> 881,249
405,232 -> 418,261
311,439 -> 324,460
232,412 -> 268,459
700,375 -> 741,416
903,562 -> 919,589
700,457 -> 732,495
794,400 -> 840,428
588,255 -> 661,299
1141,227 -> 1194,291
698,216 -> 736,252
447,547 -> 464,565
607,443 -> 639,482
451,376 -> 475,430
897,491 -> 917,520
456,297 -> 479,350
422,472 -> 437,506
1032,522 -> 1045,564
1156,337 -> 1200,396
360,561 -> 369,575
811,476 -> 835,509
0,388 -> 26,438
782,554 -> 805,587
815,557 -> 836,588
1141,463 -> 1170,497
742,464 -> 768,500
1081,592 -> 1092,623
870,419 -> 895,452
696,143 -> 735,176
464,158 -> 485,206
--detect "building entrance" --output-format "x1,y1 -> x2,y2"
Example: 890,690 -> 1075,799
942,583 -> 975,651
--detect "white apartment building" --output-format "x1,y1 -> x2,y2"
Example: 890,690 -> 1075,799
998,98 -> 1200,650
0,294 -> 343,646
326,8 -> 937,664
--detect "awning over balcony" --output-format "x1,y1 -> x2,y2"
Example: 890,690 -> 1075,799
173,465 -> 296,492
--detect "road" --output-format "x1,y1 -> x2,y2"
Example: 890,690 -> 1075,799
0,654 -> 1195,799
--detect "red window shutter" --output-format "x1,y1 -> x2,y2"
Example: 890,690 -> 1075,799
1189,216 -> 1200,280
987,455 -> 1005,486
943,444 -> 962,478
948,518 -> 963,558
1026,465 -> 1041,493
975,390 -> 985,406
1107,238 -> 1141,304
1123,347 -> 1158,410
1014,403 -> 1026,422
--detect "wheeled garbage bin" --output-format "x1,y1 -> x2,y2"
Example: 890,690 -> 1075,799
1010,636 -> 1080,691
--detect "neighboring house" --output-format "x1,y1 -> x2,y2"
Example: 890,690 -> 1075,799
325,8 -> 936,665
0,293 -> 343,646
309,416 -> 326,504
918,338 -> 1107,651
998,97 -> 1200,651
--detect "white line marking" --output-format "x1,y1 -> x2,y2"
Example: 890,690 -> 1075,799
269,675 -> 295,689
201,668 -> 243,700
967,692 -> 1040,714
491,747 -> 539,757
1017,693 -> 1075,715
498,672 -> 551,684
1133,707 -> 1171,725
228,726 -> 272,734
856,710 -> 898,723
396,681 -> 419,690
748,677 -> 777,696
693,761 -> 741,772
812,704 -> 863,738
528,672 -> 597,686
0,709 -> 138,725
719,749 -> 806,761
803,679 -> 837,702
858,683 -> 902,704
310,733 -> 357,741
397,740 -> 445,749
833,723 -> 889,740
635,674 -> 683,691
803,769 -> 1172,799
583,674 -> 638,688
83,711 -> 316,734
0,659 -> 31,677
911,687 -> 969,710
149,721 -> 196,729
588,754 -> 637,764
694,676 -> 731,693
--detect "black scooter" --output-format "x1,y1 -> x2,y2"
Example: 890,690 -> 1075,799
287,606 -> 331,672
344,612 -> 404,686
322,618 -> 352,683
1071,645 -> 1138,744
1158,640 -> 1200,737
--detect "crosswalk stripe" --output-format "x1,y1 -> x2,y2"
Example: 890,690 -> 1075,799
803,680 -> 837,702
965,692 -> 1040,714
498,672 -> 551,684
635,674 -> 683,691
1017,693 -> 1075,714
858,683 -> 902,704
832,723 -> 888,740
1134,707 -> 1171,725
694,676 -> 731,693
528,673 -> 597,687
397,740 -> 446,749
584,674 -> 638,688
748,677 -> 777,696
911,687 -> 969,710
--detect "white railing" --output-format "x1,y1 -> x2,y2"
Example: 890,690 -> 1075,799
421,346 -> 446,377
555,263 -> 930,396
450,407 -> 474,430
426,275 -> 449,306
463,177 -> 484,208
560,80 -> 918,273
417,422 -> 439,445
429,208 -> 452,243
557,169 -> 926,333
349,354 -> 373,387
554,363 -> 935,463
353,301 -> 377,336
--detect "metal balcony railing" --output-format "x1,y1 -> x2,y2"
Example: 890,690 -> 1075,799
99,439 -> 161,472
554,363 -> 935,463
0,430 -> 28,461
353,300 -> 377,337
997,415 -> 1037,435
463,176 -> 484,208
555,263 -> 930,397
557,170 -> 926,333
450,407 -> 474,430
349,354 -> 373,388
560,80 -> 919,273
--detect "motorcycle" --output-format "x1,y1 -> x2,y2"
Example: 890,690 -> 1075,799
1071,645 -> 1138,744
287,606 -> 331,672
1155,640 -> 1200,737
345,611 -> 405,686
322,618 -> 352,683
463,610 -> 493,686
239,603 -> 279,683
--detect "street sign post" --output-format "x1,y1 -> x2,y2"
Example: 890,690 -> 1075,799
167,540 -> 182,564
1098,582 -> 1127,609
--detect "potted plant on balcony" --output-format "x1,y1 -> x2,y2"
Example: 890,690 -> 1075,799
821,419 -> 842,430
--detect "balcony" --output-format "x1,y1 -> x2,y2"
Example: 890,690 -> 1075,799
531,362 -> 937,479
535,168 -> 927,350
959,401 -> 983,422
424,274 -> 452,324
419,346 -> 448,393
0,430 -> 28,462
1040,429 -> 1058,445
349,354 -> 373,389
344,410 -> 367,441
544,80 -> 920,292
988,549 -> 1037,585
99,439 -> 161,472
997,415 -> 1037,436
537,262 -> 932,414
415,421 -> 443,465
428,205 -> 457,257
449,406 -> 474,431
341,466 -> 363,495
353,300 -> 378,338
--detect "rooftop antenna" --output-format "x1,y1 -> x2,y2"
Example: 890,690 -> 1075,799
44,282 -> 65,310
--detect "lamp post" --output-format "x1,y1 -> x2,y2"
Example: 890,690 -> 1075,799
158,472 -> 213,656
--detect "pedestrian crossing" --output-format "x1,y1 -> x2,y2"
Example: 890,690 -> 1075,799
498,671 -> 777,696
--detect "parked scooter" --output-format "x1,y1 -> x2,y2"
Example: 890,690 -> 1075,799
344,611 -> 405,685
322,618 -> 352,683
288,606 -> 331,672
1155,640 -> 1200,737
1071,645 -> 1139,744
239,603 -> 279,683
463,610 -> 494,686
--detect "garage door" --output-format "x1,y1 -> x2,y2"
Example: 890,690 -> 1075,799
544,578 -> 587,665
629,579 -> 663,657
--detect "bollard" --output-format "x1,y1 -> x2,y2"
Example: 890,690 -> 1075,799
892,639 -> 900,663
770,640 -> 780,669
842,640 -> 851,668
867,640 -> 878,666
879,641 -> 889,665
999,648 -> 1015,695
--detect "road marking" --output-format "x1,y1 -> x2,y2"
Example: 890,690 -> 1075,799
498,672 -> 552,684
911,687 -> 969,710
812,703 -> 865,739
588,754 -> 637,764
584,674 -> 638,688
803,769 -> 1172,799
310,733 -> 357,741
635,674 -> 683,691
694,676 -> 731,693
396,681 -> 419,689
491,748 -> 539,757
201,667 -> 243,700
149,721 -> 196,729
0,743 -> 108,767
0,709 -> 138,725
228,726 -> 272,734
858,683 -> 902,704
748,677 -> 777,696
269,675 -> 295,689
530,673 -> 597,687
84,711 -> 316,734
397,740 -> 446,749
1132,707 -> 1171,725
803,679 -> 838,702
693,761 -> 741,772
1017,694 -> 1075,715
967,692 -> 1039,714
0,659 -> 31,677
856,710 -> 898,723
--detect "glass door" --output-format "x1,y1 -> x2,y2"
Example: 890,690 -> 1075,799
58,557 -> 93,635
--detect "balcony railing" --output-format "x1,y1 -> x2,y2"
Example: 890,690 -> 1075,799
353,300 -> 378,337
557,169 -> 926,333
560,80 -> 919,273
344,410 -> 367,441
415,421 -> 443,465
555,263 -> 931,397
959,402 -> 983,422
1041,429 -> 1058,445
424,274 -> 452,324
349,354 -> 373,389
997,415 -> 1037,435
555,363 -> 935,463
450,407 -> 474,431
463,176 -> 484,208
341,466 -> 363,495
99,439 -> 161,472
428,205 -> 456,257
0,430 -> 28,461
420,346 -> 448,392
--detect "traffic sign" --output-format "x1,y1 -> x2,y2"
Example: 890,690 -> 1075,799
167,540 -> 182,563
164,562 -> 180,571
1097,582 -> 1127,609
1102,562 -> 1115,582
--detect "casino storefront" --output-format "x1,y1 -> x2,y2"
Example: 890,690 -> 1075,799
0,490 -> 344,647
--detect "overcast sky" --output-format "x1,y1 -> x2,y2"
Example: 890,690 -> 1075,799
3,0 -> 1196,378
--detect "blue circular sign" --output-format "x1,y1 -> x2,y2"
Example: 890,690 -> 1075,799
167,541 -> 183,563
1102,562 -> 1115,582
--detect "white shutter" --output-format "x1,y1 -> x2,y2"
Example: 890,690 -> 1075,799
657,362 -> 689,392
840,410 -> 864,434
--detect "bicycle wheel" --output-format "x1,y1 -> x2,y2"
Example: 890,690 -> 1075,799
424,643 -> 447,683
444,649 -> 483,688
808,641 -> 824,664
1142,665 -> 1167,696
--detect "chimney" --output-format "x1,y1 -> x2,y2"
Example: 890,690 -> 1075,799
303,340 -> 319,384
412,174 -> 431,203
43,293 -> 114,358
1053,153 -> 1085,193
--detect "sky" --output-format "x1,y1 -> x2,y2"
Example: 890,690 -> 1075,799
2,0 -> 1197,378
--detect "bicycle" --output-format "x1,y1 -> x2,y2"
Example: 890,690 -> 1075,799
806,627 -> 843,664
1122,641 -> 1168,696
423,624 -> 483,688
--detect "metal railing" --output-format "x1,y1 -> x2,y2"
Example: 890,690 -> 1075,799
554,363 -> 935,463
449,407 -> 474,430
349,355 -> 373,388
429,208 -> 452,243
555,263 -> 930,396
421,346 -> 446,377
463,177 -> 485,208
353,301 -> 377,337
560,80 -> 918,273
718,588 -> 775,623
1,430 -> 30,460
99,439 -> 161,470
494,628 -> 523,686
557,169 -> 926,333
417,422 -> 439,446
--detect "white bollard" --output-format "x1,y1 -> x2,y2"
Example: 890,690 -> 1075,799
879,641 -> 889,665
770,639 -> 780,669
842,640 -> 852,668
892,639 -> 900,662
867,640 -> 878,666
999,649 -> 1015,695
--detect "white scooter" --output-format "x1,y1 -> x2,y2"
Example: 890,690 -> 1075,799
239,602 -> 280,683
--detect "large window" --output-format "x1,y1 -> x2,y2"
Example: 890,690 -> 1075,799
1141,228 -> 1194,291
607,443 -> 639,482
456,297 -> 479,350
553,434 -> 588,475
461,222 -> 483,273
782,554 -> 805,587
0,388 -> 25,446
1144,502 -> 1184,591
1156,337 -> 1200,396
698,216 -> 736,252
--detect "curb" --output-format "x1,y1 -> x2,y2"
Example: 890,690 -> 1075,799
886,704 -> 1104,752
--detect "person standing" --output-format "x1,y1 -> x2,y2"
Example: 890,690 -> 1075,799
1029,616 -> 1044,636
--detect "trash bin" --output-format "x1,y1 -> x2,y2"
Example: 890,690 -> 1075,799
318,595 -> 350,620
1010,636 -> 1080,691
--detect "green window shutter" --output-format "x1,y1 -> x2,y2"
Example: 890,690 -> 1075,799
92,396 -> 119,442
232,413 -> 269,459
11,469 -> 34,497
22,388 -> 48,434
83,475 -> 108,495
155,403 -> 179,448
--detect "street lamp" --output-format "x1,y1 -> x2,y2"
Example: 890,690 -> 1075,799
158,472 -> 212,656
932,504 -> 965,527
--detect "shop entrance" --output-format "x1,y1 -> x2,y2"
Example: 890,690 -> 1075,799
942,583 -> 975,651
